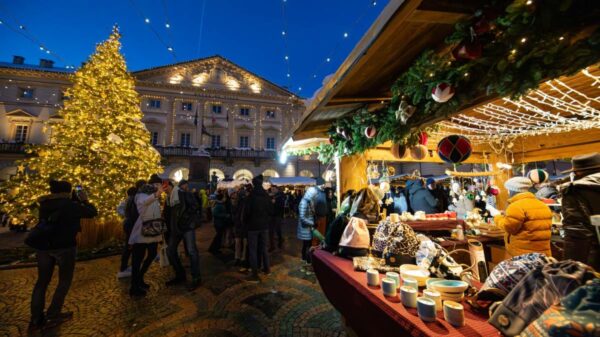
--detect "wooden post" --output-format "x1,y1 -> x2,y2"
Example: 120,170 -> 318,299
339,155 -> 368,195
489,154 -> 512,210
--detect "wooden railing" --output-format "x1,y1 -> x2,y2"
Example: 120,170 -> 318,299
0,143 -> 27,154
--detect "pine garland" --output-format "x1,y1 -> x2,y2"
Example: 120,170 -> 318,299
313,0 -> 600,161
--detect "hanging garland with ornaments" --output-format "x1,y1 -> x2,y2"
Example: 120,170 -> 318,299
311,0 -> 600,164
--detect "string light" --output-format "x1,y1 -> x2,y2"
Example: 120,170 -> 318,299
343,32 -> 348,38
144,18 -> 150,23
129,0 -> 176,60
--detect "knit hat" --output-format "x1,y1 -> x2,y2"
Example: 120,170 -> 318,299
527,169 -> 549,184
148,174 -> 162,184
504,176 -> 533,193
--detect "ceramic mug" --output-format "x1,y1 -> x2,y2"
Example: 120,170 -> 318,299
423,289 -> 442,312
381,277 -> 397,297
400,286 -> 417,308
417,297 -> 437,322
443,301 -> 465,327
366,269 -> 380,287
402,277 -> 418,290
386,272 -> 401,288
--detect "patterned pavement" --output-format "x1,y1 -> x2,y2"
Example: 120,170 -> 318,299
0,219 -> 347,337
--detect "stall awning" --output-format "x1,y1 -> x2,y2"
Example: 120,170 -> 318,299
269,177 -> 316,187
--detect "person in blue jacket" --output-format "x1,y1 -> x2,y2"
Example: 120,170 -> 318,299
406,179 -> 438,214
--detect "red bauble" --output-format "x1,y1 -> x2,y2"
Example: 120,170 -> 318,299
328,136 -> 334,145
418,131 -> 428,146
364,125 -> 377,139
452,40 -> 482,61
488,185 -> 500,196
431,83 -> 455,103
390,143 -> 409,160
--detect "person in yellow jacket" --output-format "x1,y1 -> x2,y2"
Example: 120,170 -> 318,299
487,176 -> 552,258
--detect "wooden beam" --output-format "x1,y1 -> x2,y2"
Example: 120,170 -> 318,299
364,148 -> 488,164
330,97 -> 391,104
408,9 -> 468,24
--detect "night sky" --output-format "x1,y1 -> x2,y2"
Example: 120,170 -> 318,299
0,0 -> 387,96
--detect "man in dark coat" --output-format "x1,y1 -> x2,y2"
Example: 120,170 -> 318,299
29,180 -> 97,331
244,175 -> 274,282
407,179 -> 438,214
560,153 -> 600,270
164,180 -> 201,290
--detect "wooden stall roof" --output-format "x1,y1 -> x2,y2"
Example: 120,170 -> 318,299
290,0 -> 483,141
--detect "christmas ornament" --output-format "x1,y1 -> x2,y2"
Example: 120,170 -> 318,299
409,145 -> 428,160
395,100 -> 416,125
328,136 -> 334,145
488,185 -> 500,196
390,143 -> 409,160
364,125 -> 377,139
452,40 -> 482,61
437,135 -> 472,163
336,126 -> 350,140
431,83 -> 455,103
418,131 -> 428,145
451,182 -> 461,195
466,192 -> 475,201
527,169 -> 549,184
380,181 -> 391,193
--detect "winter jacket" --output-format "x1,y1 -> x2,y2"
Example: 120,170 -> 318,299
199,190 -> 209,208
392,193 -> 408,213
165,189 -> 199,234
129,188 -> 163,245
244,187 -> 273,231
37,193 -> 98,250
232,193 -> 247,237
406,180 -> 438,214
560,172 -> 600,270
535,184 -> 559,200
297,187 -> 318,241
494,192 -> 552,258
212,201 -> 230,230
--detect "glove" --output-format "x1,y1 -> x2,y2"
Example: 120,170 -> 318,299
486,204 -> 501,217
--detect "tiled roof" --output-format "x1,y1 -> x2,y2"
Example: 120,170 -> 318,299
0,62 -> 73,74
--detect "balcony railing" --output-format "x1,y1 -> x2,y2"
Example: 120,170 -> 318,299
153,146 -> 206,157
206,148 -> 277,159
0,143 -> 27,154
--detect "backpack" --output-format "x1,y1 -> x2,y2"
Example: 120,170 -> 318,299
25,209 -> 61,250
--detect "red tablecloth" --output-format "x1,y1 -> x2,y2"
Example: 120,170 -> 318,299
312,250 -> 500,337
405,220 -> 466,231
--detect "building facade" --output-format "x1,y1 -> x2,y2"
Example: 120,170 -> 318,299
0,55 -> 324,183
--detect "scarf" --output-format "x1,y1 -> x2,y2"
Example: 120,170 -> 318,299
169,186 -> 181,207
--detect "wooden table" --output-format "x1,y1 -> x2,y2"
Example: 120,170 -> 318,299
312,249 -> 500,337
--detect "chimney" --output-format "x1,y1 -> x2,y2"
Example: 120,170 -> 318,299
39,59 -> 54,68
12,55 -> 25,65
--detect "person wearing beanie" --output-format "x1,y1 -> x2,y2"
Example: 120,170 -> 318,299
491,176 -> 552,258
560,152 -> 600,270
29,180 -> 97,331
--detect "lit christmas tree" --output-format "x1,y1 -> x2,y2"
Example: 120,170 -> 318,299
0,26 -> 162,224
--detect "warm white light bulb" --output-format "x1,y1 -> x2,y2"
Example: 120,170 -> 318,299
145,18 -> 150,23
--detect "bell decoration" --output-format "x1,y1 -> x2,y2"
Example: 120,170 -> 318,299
418,131 -> 428,146
390,143 -> 409,160
431,83 -> 455,103
527,169 -> 549,184
409,144 -> 428,161
364,125 -> 377,139
437,135 -> 472,164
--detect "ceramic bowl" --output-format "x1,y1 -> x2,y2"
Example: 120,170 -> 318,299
426,278 -> 445,290
400,264 -> 429,287
431,280 -> 469,294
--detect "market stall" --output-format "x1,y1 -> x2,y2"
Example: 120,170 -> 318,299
283,0 -> 600,335
268,176 -> 316,187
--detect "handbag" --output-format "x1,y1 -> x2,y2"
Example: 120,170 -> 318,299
141,197 -> 166,237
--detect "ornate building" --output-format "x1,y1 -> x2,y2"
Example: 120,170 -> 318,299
0,55 -> 324,183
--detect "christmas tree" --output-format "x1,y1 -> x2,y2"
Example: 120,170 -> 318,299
0,26 -> 162,224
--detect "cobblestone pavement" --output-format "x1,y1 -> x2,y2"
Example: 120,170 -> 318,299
0,219 -> 346,337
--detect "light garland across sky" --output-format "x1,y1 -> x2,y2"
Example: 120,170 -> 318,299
436,67 -> 600,142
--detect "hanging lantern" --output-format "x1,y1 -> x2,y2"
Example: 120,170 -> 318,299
437,135 -> 472,164
527,169 -> 549,184
418,131 -> 428,145
364,125 -> 377,139
390,143 -> 409,160
431,83 -> 455,103
410,145 -> 428,161
452,40 -> 482,61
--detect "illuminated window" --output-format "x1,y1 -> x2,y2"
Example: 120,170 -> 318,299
212,105 -> 222,114
240,107 -> 250,116
266,110 -> 276,119
239,136 -> 249,148
211,135 -> 221,148
18,88 -> 34,99
149,99 -> 161,109
182,102 -> 192,111
151,131 -> 159,145
14,125 -> 29,143
266,137 -> 275,150
180,133 -> 191,147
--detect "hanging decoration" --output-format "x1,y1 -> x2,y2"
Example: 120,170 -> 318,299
488,185 -> 500,196
410,145 -> 428,161
437,135 -> 472,164
364,125 -> 377,138
395,100 -> 416,125
527,169 -> 549,184
418,131 -> 428,145
431,83 -> 455,103
390,143 -> 409,160
451,40 -> 482,61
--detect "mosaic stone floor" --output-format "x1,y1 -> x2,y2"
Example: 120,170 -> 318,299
0,219 -> 347,337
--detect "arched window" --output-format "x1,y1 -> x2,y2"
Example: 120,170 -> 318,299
262,169 -> 279,178
209,168 -> 225,181
233,169 -> 253,181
